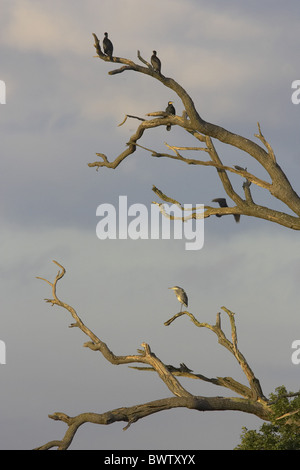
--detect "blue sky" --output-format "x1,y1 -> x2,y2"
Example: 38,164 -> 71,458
1,0 -> 300,450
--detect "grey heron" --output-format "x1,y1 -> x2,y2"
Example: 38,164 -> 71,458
169,286 -> 188,311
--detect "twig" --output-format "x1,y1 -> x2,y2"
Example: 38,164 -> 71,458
276,409 -> 300,421
137,50 -> 152,68
118,114 -> 146,126
254,122 -> 276,162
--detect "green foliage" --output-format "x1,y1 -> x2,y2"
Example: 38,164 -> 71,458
235,386 -> 300,450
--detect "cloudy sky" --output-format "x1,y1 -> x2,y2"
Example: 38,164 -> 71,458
1,0 -> 300,450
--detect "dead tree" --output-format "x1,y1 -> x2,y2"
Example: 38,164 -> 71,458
89,33 -> 300,230
35,35 -> 300,449
36,261 -> 272,450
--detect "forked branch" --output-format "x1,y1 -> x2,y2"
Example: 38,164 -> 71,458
90,33 -> 300,229
164,307 -> 266,402
36,261 -> 272,449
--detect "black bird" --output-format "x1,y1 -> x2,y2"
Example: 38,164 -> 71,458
165,101 -> 175,131
151,50 -> 161,73
234,165 -> 247,172
212,198 -> 240,223
103,32 -> 113,58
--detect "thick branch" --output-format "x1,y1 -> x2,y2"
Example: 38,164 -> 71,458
35,395 -> 271,450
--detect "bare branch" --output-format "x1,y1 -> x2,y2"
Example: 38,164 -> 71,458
152,185 -> 183,208
35,394 -> 270,450
88,117 -> 185,170
164,307 -> 266,402
151,182 -> 300,230
141,343 -> 193,398
91,35 -> 300,228
36,261 -> 272,449
137,50 -> 152,68
243,179 -> 254,204
130,363 -> 254,400
118,114 -> 146,126
37,262 -> 193,399
276,409 -> 300,421
255,122 -> 276,163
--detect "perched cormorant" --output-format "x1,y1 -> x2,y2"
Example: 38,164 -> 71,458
151,50 -> 161,73
212,198 -> 240,223
103,32 -> 113,58
165,101 -> 175,131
